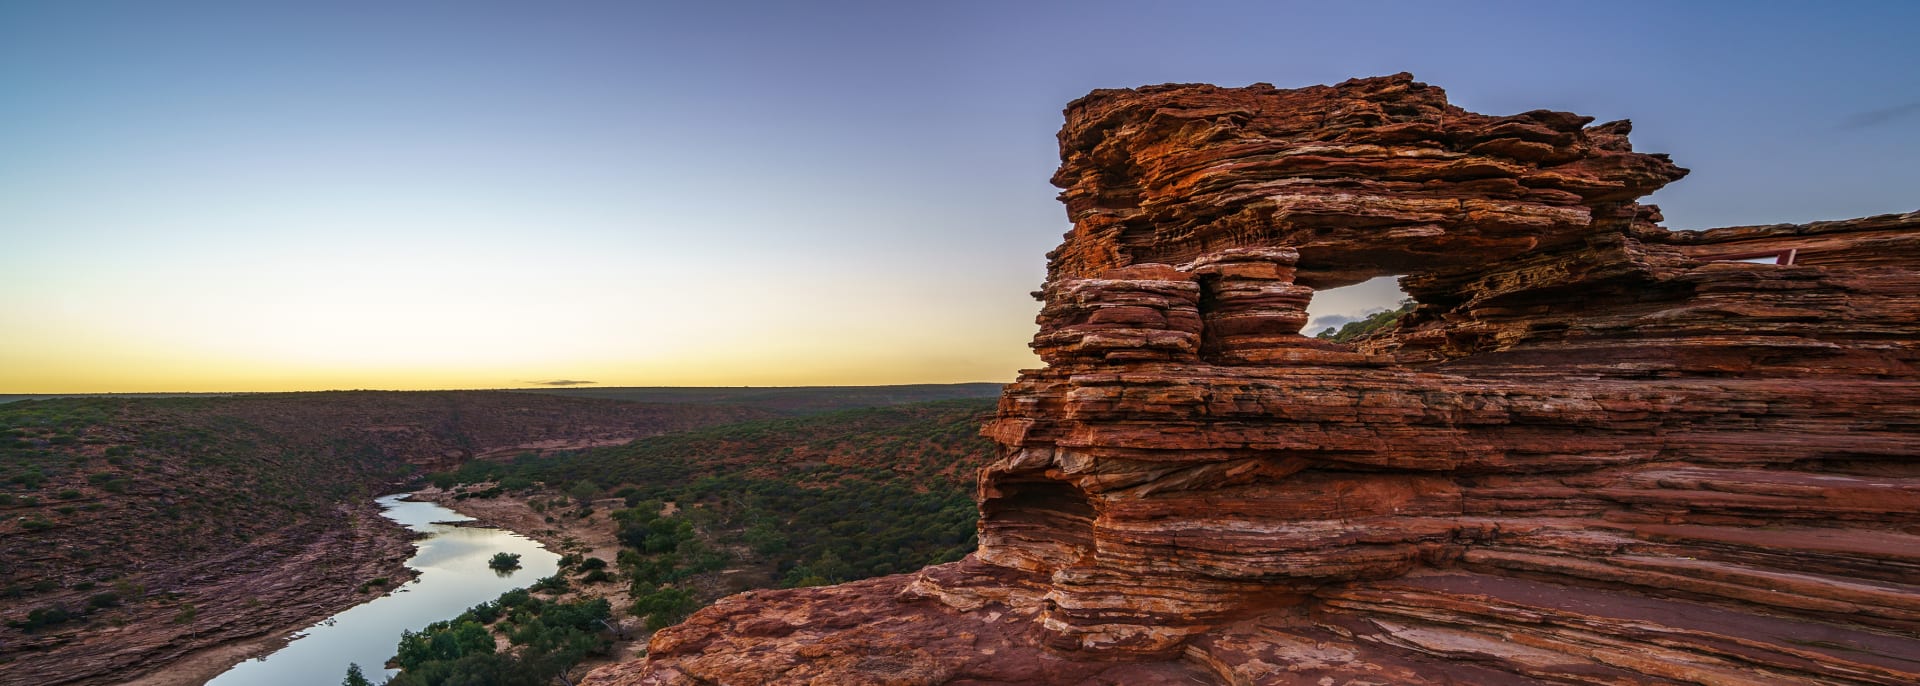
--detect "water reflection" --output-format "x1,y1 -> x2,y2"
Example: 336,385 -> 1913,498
208,494 -> 559,685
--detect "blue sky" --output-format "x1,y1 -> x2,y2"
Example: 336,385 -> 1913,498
1,1 -> 1915,391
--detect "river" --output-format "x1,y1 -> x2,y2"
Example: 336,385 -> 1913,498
207,494 -> 560,685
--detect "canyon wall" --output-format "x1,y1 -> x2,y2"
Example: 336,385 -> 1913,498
588,74 -> 1920,685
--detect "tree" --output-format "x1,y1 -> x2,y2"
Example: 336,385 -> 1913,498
631,585 -> 698,630
342,663 -> 373,686
568,480 -> 597,506
488,552 -> 522,571
1314,300 -> 1415,343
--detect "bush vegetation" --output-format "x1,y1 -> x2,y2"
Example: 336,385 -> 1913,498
488,552 -> 522,571
1315,299 -> 1416,342
376,590 -> 613,686
433,401 -> 987,597
7,605 -> 75,632
404,399 -> 996,680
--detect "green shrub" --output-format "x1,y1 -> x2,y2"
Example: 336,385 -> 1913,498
393,619 -> 495,670
631,585 -> 698,630
342,663 -> 374,686
1314,300 -> 1415,342
568,480 -> 598,506
9,605 -> 74,632
487,552 -> 522,571
529,575 -> 569,593
467,599 -> 502,624
386,592 -> 609,686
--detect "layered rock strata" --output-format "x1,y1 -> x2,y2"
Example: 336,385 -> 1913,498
588,74 -> 1920,685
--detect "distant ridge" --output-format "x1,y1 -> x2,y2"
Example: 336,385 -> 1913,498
0,383 -> 1007,411
511,382 -> 1005,415
0,392 -> 237,405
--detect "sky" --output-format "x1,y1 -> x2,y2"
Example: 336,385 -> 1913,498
2,1 -> 1915,393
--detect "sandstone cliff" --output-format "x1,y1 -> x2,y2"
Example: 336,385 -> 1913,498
588,74 -> 1920,685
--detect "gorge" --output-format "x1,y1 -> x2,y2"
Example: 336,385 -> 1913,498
0,391 -> 772,686
206,495 -> 560,685
586,74 -> 1920,685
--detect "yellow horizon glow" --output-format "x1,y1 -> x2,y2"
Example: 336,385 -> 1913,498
0,342 -> 1036,394
0,305 -> 1040,393
0,217 -> 1049,394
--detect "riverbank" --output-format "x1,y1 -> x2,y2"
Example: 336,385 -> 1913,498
2,499 -> 419,686
206,494 -> 562,685
413,488 -> 651,671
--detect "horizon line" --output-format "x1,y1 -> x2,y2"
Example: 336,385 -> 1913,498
0,381 -> 1013,397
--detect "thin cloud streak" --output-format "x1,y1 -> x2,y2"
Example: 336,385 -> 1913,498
1839,101 -> 1920,130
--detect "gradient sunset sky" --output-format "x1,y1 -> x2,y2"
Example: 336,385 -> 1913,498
3,1 -> 1916,393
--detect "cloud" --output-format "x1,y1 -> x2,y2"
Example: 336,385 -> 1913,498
1839,102 -> 1920,131
1309,305 -> 1399,334
1308,314 -> 1357,333
526,379 -> 597,386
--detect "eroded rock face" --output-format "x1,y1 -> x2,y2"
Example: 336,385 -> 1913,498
588,74 -> 1920,685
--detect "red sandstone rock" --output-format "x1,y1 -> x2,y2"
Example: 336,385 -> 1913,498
588,75 -> 1920,685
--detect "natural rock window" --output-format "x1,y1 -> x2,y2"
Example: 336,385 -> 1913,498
1303,275 -> 1414,342
1697,247 -> 1799,265
611,74 -> 1920,686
